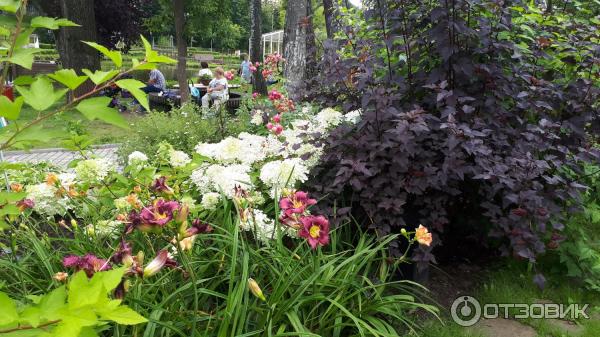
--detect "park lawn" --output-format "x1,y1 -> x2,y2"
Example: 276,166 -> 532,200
15,98 -> 139,149
419,261 -> 600,337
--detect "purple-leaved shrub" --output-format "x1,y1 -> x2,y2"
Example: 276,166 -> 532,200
306,0 -> 599,284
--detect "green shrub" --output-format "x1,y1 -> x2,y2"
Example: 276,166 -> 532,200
117,103 -> 251,161
552,165 -> 600,292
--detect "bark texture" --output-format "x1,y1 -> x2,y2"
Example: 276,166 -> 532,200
250,0 -> 267,95
173,0 -> 190,102
57,0 -> 100,96
283,0 -> 316,102
322,0 -> 339,39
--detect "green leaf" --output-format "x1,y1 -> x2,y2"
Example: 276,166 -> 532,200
30,16 -> 78,30
82,42 -> 122,68
16,77 -> 68,111
131,58 -> 156,71
13,75 -> 35,85
0,292 -> 18,326
140,35 -> 176,64
68,272 -> 103,310
19,306 -> 41,328
8,48 -> 41,69
100,306 -> 147,325
81,69 -> 119,85
76,97 -> 129,129
0,191 -> 25,203
48,69 -> 88,90
115,79 -> 149,112
0,96 -> 24,119
0,0 -> 20,13
38,286 -> 67,321
90,267 -> 125,292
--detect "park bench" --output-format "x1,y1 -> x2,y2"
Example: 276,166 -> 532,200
149,90 -> 241,113
11,62 -> 58,79
193,54 -> 224,65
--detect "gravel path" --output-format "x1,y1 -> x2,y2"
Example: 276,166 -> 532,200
1,144 -> 120,169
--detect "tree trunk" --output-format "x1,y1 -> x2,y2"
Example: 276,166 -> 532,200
173,0 -> 189,103
283,0 -> 316,102
323,0 -> 338,39
250,0 -> 267,95
57,0 -> 100,97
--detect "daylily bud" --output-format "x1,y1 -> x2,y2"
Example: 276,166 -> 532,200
400,228 -> 407,237
70,219 -> 78,228
137,251 -> 145,266
176,204 -> 189,224
143,250 -> 168,277
247,278 -> 266,301
53,272 -> 69,282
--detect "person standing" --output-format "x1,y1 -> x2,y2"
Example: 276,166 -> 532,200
240,54 -> 251,83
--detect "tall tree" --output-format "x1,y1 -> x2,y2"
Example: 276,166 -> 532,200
283,0 -> 316,101
250,0 -> 268,95
56,0 -> 100,96
322,0 -> 339,39
173,0 -> 190,102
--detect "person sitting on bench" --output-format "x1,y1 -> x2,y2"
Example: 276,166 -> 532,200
201,67 -> 228,111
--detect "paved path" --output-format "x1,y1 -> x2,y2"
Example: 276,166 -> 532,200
1,144 -> 120,169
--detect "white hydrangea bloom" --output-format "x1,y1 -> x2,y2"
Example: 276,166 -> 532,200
86,220 -> 121,237
259,158 -> 308,197
75,158 -> 114,183
191,164 -> 253,198
57,172 -> 77,189
128,151 -> 148,166
208,164 -> 253,197
251,110 -> 264,125
239,208 -> 276,243
195,142 -> 219,159
263,135 -> 285,157
201,192 -> 221,210
26,183 -> 69,215
169,150 -> 191,168
344,109 -> 363,124
113,196 -> 130,211
316,108 -> 343,129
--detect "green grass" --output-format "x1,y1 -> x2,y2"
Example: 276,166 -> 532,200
423,261 -> 600,337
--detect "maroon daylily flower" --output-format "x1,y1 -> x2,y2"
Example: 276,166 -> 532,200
124,210 -> 142,234
298,215 -> 330,250
63,254 -> 111,277
139,199 -> 180,227
279,191 -> 317,217
150,176 -> 173,194
111,240 -> 133,264
17,199 -> 35,212
185,219 -> 213,237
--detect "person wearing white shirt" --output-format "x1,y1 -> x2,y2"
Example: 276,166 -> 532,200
198,62 -> 213,78
202,67 -> 228,110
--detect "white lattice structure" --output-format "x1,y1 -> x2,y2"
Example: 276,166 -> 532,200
249,30 -> 283,60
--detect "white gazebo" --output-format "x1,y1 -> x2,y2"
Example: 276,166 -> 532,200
249,30 -> 283,60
